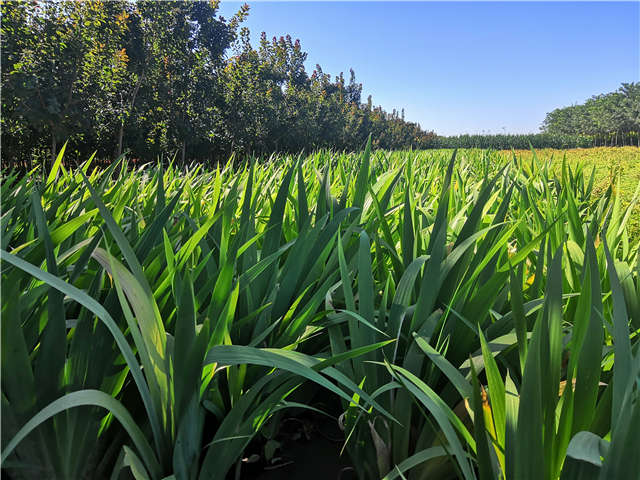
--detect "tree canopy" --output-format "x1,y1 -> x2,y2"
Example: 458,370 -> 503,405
541,83 -> 640,146
1,0 -> 435,168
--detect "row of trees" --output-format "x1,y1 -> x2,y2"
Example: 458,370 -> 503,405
541,83 -> 640,147
1,0 -> 435,168
429,133 -> 594,150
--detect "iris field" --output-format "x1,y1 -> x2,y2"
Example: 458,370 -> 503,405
1,142 -> 639,480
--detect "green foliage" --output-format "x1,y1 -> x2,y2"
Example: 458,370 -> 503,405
541,83 -> 640,147
1,147 -> 639,479
1,1 -> 435,169
429,133 -> 594,149
1,1 -> 134,165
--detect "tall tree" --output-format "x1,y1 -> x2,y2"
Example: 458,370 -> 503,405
542,82 -> 640,146
1,1 -> 129,164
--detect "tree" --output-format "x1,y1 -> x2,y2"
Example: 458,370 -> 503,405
542,82 -> 640,146
1,0 -> 437,168
1,1 -> 130,165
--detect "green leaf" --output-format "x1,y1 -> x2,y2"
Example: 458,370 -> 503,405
46,141 -> 68,186
0,249 -> 165,457
353,134 -> 372,210
1,390 -> 161,479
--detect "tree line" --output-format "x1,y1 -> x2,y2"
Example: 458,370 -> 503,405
541,82 -> 640,147
429,133 -> 594,150
2,1 -> 637,170
1,0 -> 436,168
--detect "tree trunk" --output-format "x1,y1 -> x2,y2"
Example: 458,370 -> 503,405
181,140 -> 186,166
116,122 -> 124,158
115,72 -> 144,160
51,131 -> 57,169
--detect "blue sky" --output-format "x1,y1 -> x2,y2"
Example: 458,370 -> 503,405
217,1 -> 639,136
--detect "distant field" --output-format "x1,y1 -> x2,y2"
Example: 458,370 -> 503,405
500,147 -> 640,239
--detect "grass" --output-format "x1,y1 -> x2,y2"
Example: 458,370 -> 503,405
1,143 -> 639,480
501,147 -> 640,238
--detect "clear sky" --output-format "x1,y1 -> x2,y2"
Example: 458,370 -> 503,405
217,1 -> 640,136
